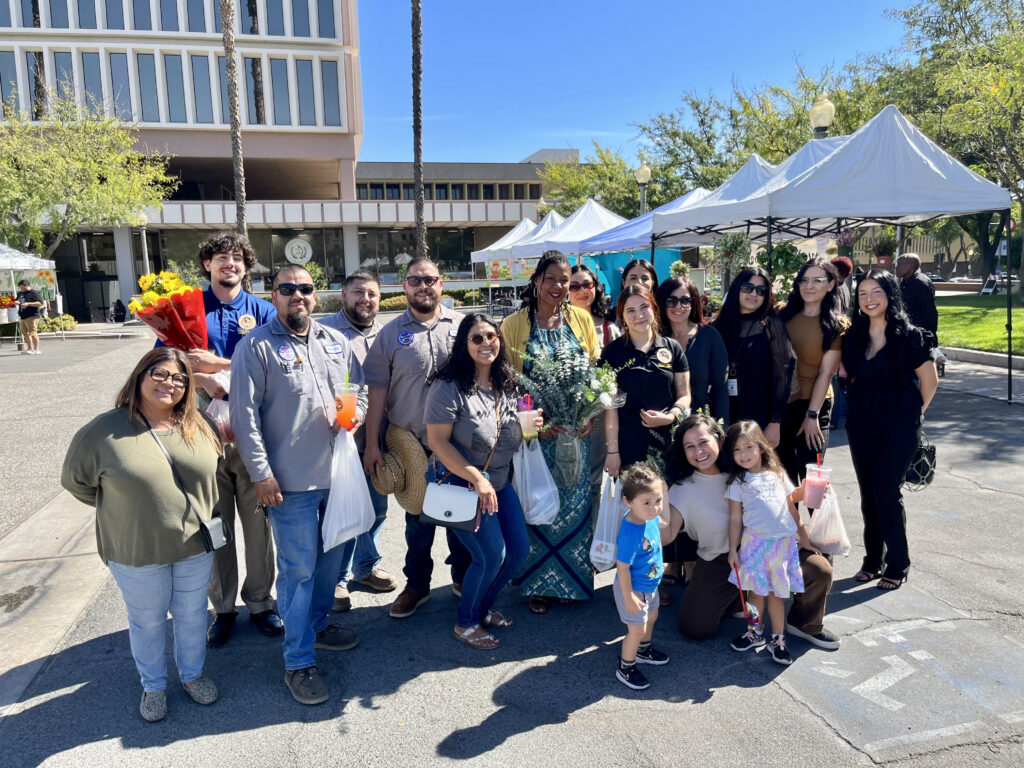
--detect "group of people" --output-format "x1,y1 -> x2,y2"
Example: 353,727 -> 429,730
60,231 -> 939,717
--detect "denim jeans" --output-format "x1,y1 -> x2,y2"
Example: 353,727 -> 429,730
268,489 -> 345,670
403,467 -> 473,593
338,473 -> 390,586
108,551 -> 214,692
427,461 -> 529,627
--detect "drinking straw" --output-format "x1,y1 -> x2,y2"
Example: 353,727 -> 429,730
817,452 -> 822,468
344,370 -> 349,391
732,562 -> 751,623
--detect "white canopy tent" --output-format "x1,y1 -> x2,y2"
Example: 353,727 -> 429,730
511,199 -> 626,258
0,244 -> 56,271
470,218 -> 537,263
577,187 -> 712,254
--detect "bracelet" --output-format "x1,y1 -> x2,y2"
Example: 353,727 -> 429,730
607,451 -> 619,455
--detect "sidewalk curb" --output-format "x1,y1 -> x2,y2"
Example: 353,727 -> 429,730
943,346 -> 1022,370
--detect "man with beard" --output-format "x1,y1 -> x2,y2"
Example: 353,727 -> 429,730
363,256 -> 470,618
230,264 -> 366,705
177,231 -> 282,646
320,270 -> 398,610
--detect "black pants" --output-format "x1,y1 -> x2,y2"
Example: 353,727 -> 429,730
779,397 -> 833,492
846,418 -> 919,580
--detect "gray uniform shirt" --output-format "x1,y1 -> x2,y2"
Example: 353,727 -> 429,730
363,306 -> 464,448
230,317 -> 367,492
320,310 -> 382,453
424,379 -> 522,490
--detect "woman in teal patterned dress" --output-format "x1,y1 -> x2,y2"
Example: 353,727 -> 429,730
501,251 -> 600,614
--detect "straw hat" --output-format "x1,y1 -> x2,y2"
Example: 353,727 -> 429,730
371,425 -> 429,515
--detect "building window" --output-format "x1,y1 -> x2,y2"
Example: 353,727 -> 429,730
238,0 -> 258,34
423,185 -> 432,201
159,0 -> 177,31
109,52 -> 130,118
529,183 -> 541,200
132,0 -> 150,30
270,57 -> 290,125
0,3 -> 10,25
49,0 -> 70,28
164,54 -> 186,122
316,0 -> 334,37
78,0 -> 96,28
386,183 -> 400,200
21,1 -> 41,27
185,0 -> 204,31
54,51 -> 73,102
191,55 -> 213,123
292,0 -> 309,36
217,56 -> 228,122
82,51 -> 103,113
356,183 -> 368,200
320,59 -> 340,126
104,0 -> 123,29
213,0 -> 221,32
435,184 -> 448,201
451,184 -> 464,200
25,51 -> 45,118
498,184 -> 510,200
402,184 -> 415,200
0,51 -> 17,105
296,58 -> 315,125
467,184 -> 479,200
482,184 -> 494,200
266,0 -> 284,34
244,56 -> 265,124
513,184 -> 525,200
369,183 -> 384,200
137,53 -> 159,121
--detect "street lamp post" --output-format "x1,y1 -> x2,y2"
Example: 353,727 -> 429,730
635,161 -> 652,215
810,92 -> 836,139
136,213 -> 151,276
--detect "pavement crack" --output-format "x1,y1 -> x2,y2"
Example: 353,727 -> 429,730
772,677 -> 879,765
879,733 -> 1024,766
942,466 -> 1024,498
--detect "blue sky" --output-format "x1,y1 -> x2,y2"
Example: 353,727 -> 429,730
356,0 -> 908,163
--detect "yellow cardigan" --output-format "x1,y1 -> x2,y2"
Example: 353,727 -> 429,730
501,304 -> 599,372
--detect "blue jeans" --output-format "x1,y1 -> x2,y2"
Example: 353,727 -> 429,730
268,490 -> 345,670
427,462 -> 529,628
108,552 -> 214,692
403,480 -> 473,594
338,474 -> 389,586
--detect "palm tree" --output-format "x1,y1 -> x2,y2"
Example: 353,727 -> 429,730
219,1 -> 247,240
411,0 -> 426,259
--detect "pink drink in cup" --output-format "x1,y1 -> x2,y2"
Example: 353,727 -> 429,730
517,394 -> 539,439
803,465 -> 831,508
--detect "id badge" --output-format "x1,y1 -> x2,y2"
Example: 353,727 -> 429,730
727,377 -> 739,397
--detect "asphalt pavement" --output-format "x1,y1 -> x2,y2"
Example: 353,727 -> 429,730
1,333 -> 1023,767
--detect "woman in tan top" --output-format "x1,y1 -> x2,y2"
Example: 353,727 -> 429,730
62,348 -> 222,723
776,257 -> 849,498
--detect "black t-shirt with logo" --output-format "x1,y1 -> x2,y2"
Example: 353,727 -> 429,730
18,290 -> 42,319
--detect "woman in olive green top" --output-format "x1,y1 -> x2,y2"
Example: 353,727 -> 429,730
62,348 -> 223,723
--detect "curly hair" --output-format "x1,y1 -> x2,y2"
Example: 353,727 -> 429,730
524,250 -> 571,316
197,231 -> 257,278
430,313 -> 518,395
620,462 -> 665,502
666,412 -> 726,484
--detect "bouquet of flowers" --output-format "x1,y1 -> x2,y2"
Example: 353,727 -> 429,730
0,295 -> 16,309
128,271 -> 208,351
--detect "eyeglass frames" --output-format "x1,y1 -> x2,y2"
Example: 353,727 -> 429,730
275,283 -> 315,296
663,295 -> 693,308
738,282 -> 769,297
469,331 -> 498,345
148,368 -> 188,388
405,275 -> 440,287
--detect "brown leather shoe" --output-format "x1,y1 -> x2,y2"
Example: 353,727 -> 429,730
355,568 -> 398,592
332,585 -> 351,613
389,585 -> 430,618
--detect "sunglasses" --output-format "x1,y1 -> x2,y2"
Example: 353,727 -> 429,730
795,276 -> 830,287
569,281 -> 595,292
739,282 -> 769,297
469,331 -> 498,345
149,367 -> 188,388
663,295 -> 693,308
405,275 -> 440,287
276,283 -> 315,296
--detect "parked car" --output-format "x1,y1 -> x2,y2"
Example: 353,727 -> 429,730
926,273 -> 946,282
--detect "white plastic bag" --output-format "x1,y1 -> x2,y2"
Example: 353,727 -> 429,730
512,439 -> 560,526
205,398 -> 234,443
807,485 -> 851,556
322,430 -> 375,552
590,473 -> 626,572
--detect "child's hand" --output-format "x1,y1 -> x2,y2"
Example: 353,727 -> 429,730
798,527 -> 820,555
625,591 -> 644,614
727,549 -> 739,569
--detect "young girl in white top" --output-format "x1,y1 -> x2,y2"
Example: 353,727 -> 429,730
724,420 -> 814,666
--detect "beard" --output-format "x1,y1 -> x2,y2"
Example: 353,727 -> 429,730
345,302 -> 375,325
285,308 -> 309,333
408,291 -> 438,313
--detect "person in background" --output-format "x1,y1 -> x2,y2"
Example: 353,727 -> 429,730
830,256 -> 853,316
895,254 -> 938,351
621,259 -> 659,293
112,299 -> 128,323
62,348 -> 222,722
16,279 -> 43,355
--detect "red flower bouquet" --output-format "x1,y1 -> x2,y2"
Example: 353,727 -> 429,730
129,272 -> 208,351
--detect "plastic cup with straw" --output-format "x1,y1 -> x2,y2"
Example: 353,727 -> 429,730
334,370 -> 357,431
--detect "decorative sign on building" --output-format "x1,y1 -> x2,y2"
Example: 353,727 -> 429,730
284,238 -> 314,265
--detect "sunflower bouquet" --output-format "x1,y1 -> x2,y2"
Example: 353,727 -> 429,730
129,270 -> 207,350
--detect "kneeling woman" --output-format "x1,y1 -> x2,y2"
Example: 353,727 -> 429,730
666,413 -> 838,649
426,313 -> 539,649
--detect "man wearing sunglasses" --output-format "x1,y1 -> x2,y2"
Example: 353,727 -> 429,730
230,264 -> 367,705
363,256 -> 471,619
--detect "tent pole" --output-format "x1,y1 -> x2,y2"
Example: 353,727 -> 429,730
766,217 -> 774,273
649,234 -> 656,263
1005,208 -> 1013,404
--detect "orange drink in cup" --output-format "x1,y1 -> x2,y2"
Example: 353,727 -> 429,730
334,384 -> 358,431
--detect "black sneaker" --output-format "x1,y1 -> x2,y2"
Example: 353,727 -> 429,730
730,626 -> 766,652
768,635 -> 793,666
314,624 -> 359,651
635,645 -> 669,665
615,663 -> 650,690
285,666 -> 328,705
785,623 -> 840,650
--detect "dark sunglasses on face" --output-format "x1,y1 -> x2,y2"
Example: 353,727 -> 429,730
469,331 -> 498,345
739,282 -> 769,297
569,281 -> 594,292
405,275 -> 440,287
149,367 -> 188,388
663,295 -> 693,308
795,276 -> 830,287
276,283 -> 315,296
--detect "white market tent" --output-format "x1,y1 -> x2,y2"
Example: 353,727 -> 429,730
0,243 -> 56,271
470,217 -> 537,263
577,187 -> 712,254
482,209 -> 564,263
511,199 -> 626,258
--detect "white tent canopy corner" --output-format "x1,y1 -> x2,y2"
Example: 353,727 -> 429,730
470,217 -> 538,264
578,187 -> 713,254
511,199 -> 626,259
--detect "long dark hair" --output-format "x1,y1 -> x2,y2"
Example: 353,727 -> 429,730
571,264 -> 609,318
615,284 -> 661,337
721,420 -> 785,485
523,250 -> 571,316
656,275 -> 703,332
666,412 -> 725,484
712,266 -> 776,344
848,269 -> 912,350
621,258 -> 659,292
431,313 -> 518,394
778,257 -> 848,352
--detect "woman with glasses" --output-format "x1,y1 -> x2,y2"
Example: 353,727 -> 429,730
62,348 -> 223,722
711,268 -> 795,447
426,314 -> 541,649
776,258 -> 849,495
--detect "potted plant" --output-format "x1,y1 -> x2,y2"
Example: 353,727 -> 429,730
872,236 -> 898,268
835,229 -> 857,258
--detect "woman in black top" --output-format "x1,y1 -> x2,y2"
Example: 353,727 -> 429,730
711,268 -> 795,447
842,270 -> 937,591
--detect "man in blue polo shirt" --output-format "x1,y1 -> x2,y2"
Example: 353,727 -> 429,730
185,231 -> 282,646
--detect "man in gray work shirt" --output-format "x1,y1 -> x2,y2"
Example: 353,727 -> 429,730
230,265 -> 366,706
362,256 -> 471,619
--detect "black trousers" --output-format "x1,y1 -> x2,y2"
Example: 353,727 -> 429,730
846,418 -> 919,580
778,397 -> 833,492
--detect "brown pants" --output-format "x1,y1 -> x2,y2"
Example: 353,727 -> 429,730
677,549 -> 833,639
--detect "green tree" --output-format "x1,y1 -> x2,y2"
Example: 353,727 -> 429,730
0,94 -> 177,258
538,142 -> 655,218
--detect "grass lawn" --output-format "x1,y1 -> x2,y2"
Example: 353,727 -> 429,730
936,292 -> 1023,354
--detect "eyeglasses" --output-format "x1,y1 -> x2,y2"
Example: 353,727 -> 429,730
405,275 -> 440,287
148,367 -> 188,388
276,283 -> 315,296
469,331 -> 498,345
663,295 -> 693,308
739,282 -> 769,297
795,276 -> 830,287
568,281 -> 595,292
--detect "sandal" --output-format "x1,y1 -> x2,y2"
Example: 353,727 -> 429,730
483,610 -> 515,628
854,570 -> 880,583
528,596 -> 550,614
877,575 -> 907,591
453,624 -> 500,649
